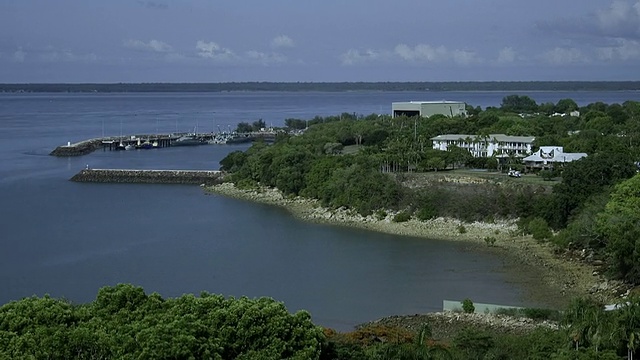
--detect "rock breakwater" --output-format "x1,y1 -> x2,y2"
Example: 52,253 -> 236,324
71,169 -> 224,185
50,139 -> 103,156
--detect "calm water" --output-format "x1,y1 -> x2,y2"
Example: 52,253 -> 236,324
1,91 -> 638,330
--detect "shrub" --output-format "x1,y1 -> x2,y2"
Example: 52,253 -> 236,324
539,170 -> 554,181
416,205 -> 438,221
457,224 -> 467,234
522,308 -> 562,321
462,298 -> 475,313
483,236 -> 497,246
393,211 -> 411,223
527,217 -> 552,241
236,178 -> 259,189
374,209 -> 387,221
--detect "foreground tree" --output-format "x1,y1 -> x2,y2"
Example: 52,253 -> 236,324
0,284 -> 324,360
597,174 -> 640,284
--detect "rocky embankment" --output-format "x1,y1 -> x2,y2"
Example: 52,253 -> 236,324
205,182 -> 627,312
72,169 -> 224,185
50,139 -> 103,156
362,311 -> 559,339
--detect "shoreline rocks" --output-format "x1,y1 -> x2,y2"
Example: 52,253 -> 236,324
50,139 -> 103,156
71,169 -> 224,185
204,182 -> 628,333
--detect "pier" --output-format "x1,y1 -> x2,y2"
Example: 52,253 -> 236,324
70,169 -> 224,185
50,131 -> 277,157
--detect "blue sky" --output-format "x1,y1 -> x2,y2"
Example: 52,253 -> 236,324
1,0 -> 639,82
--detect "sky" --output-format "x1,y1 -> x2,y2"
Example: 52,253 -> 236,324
1,0 -> 639,83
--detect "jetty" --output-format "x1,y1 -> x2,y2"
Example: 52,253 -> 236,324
70,169 -> 224,185
50,131 -> 277,157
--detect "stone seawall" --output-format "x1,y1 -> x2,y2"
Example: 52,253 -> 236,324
50,140 -> 103,156
70,169 -> 224,185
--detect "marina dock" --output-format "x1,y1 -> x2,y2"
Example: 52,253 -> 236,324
70,169 -> 224,185
50,131 -> 276,157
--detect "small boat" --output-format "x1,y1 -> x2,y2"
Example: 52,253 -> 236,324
135,140 -> 154,149
172,135 -> 205,146
115,142 -> 127,151
125,144 -> 135,151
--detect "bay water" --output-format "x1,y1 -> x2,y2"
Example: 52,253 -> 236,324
1,90 -> 638,330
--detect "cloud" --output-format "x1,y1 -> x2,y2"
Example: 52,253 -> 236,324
394,43 -> 480,65
340,49 -> 383,65
124,39 -> 172,53
13,48 -> 26,63
497,47 -> 516,64
137,1 -> 168,10
246,51 -> 287,65
539,47 -> 586,65
595,0 -> 640,39
538,1 -> 640,42
271,35 -> 294,49
394,43 -> 448,62
38,50 -> 98,63
597,38 -> 640,60
196,40 -> 235,61
451,50 -> 477,65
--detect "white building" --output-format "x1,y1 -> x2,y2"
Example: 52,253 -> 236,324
431,134 -> 535,158
392,101 -> 467,118
523,146 -> 587,170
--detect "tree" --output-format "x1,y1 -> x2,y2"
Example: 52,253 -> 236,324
462,299 -> 475,313
252,118 -> 267,131
555,98 -> 579,113
446,145 -> 472,169
597,173 -> 640,284
500,95 -> 538,113
0,286 -> 325,359
236,122 -> 253,133
548,151 -> 636,229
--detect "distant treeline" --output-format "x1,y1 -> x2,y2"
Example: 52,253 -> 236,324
1,81 -> 640,93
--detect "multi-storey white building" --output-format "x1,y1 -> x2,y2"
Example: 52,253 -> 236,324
431,134 -> 535,158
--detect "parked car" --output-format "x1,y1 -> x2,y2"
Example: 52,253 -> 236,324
508,170 -> 522,178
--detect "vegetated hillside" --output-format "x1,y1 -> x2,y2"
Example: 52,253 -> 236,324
221,97 -> 640,286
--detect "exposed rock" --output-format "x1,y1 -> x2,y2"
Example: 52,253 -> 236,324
205,183 -> 624,312
360,311 -> 558,340
71,169 -> 224,185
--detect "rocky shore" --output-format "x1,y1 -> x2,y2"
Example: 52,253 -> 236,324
362,311 -> 559,339
205,182 -> 627,332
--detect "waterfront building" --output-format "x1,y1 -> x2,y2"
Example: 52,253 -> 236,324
392,101 -> 467,118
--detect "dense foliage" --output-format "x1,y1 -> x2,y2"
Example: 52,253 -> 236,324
0,284 -> 323,359
5,287 -> 640,359
221,98 -> 640,285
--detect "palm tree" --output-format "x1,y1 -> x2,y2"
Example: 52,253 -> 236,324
616,296 -> 640,360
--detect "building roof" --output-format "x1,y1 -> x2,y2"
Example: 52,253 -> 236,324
523,147 -> 587,163
430,134 -> 535,143
393,100 -> 465,105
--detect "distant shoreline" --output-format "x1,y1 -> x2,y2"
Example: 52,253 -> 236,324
205,182 -> 624,311
2,81 -> 640,93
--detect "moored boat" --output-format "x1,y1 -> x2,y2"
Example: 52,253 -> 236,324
172,135 -> 205,146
